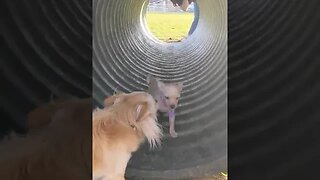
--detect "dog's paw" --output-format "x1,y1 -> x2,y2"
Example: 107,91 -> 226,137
170,130 -> 178,138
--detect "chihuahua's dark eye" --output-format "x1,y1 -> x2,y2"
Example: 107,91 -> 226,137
176,97 -> 180,100
165,96 -> 169,99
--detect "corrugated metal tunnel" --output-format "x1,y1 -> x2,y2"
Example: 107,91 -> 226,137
2,0 -> 319,179
93,0 -> 227,179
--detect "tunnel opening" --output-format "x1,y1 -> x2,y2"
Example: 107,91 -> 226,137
144,0 -> 198,43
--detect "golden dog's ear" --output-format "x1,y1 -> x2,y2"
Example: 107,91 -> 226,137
103,96 -> 117,107
103,93 -> 125,107
135,102 -> 149,122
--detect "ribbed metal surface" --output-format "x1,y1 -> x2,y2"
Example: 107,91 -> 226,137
93,0 -> 227,179
0,0 -> 91,133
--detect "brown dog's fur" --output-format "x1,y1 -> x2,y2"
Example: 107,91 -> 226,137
0,98 -> 91,180
93,92 -> 162,180
27,99 -> 76,129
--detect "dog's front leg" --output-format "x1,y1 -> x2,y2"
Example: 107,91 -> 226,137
168,110 -> 178,138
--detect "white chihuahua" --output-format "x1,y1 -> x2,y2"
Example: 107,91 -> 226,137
147,75 -> 183,138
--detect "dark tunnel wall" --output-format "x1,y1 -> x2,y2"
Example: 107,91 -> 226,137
228,0 -> 320,179
0,0 -> 92,136
93,0 -> 227,179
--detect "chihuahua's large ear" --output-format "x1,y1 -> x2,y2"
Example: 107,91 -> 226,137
146,74 -> 152,84
176,82 -> 183,92
135,102 -> 149,121
146,75 -> 158,84
147,75 -> 166,91
157,80 -> 166,91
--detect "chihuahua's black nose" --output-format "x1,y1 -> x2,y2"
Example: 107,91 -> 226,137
170,105 -> 176,109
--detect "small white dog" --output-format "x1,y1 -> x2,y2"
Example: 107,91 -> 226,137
147,75 -> 183,138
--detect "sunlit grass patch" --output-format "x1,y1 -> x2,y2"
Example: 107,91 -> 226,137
145,12 -> 193,42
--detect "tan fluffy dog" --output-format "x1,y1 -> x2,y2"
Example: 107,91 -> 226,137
93,92 -> 162,180
103,92 -> 125,109
0,98 -> 91,180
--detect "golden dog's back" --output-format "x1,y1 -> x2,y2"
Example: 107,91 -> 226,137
93,92 -> 161,179
92,109 -> 141,179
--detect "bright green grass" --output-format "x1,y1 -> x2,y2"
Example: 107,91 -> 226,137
145,12 -> 194,42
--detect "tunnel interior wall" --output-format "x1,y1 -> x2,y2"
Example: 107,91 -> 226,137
93,0 -> 227,179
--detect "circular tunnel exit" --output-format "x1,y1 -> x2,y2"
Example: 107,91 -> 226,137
93,0 -> 227,179
144,0 -> 198,42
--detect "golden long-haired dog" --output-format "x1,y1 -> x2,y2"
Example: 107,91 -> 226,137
0,98 -> 91,180
93,92 -> 162,180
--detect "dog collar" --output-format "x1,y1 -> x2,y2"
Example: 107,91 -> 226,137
168,110 -> 175,119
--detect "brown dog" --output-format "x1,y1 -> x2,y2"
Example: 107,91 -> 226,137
93,92 -> 162,180
0,98 -> 91,180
